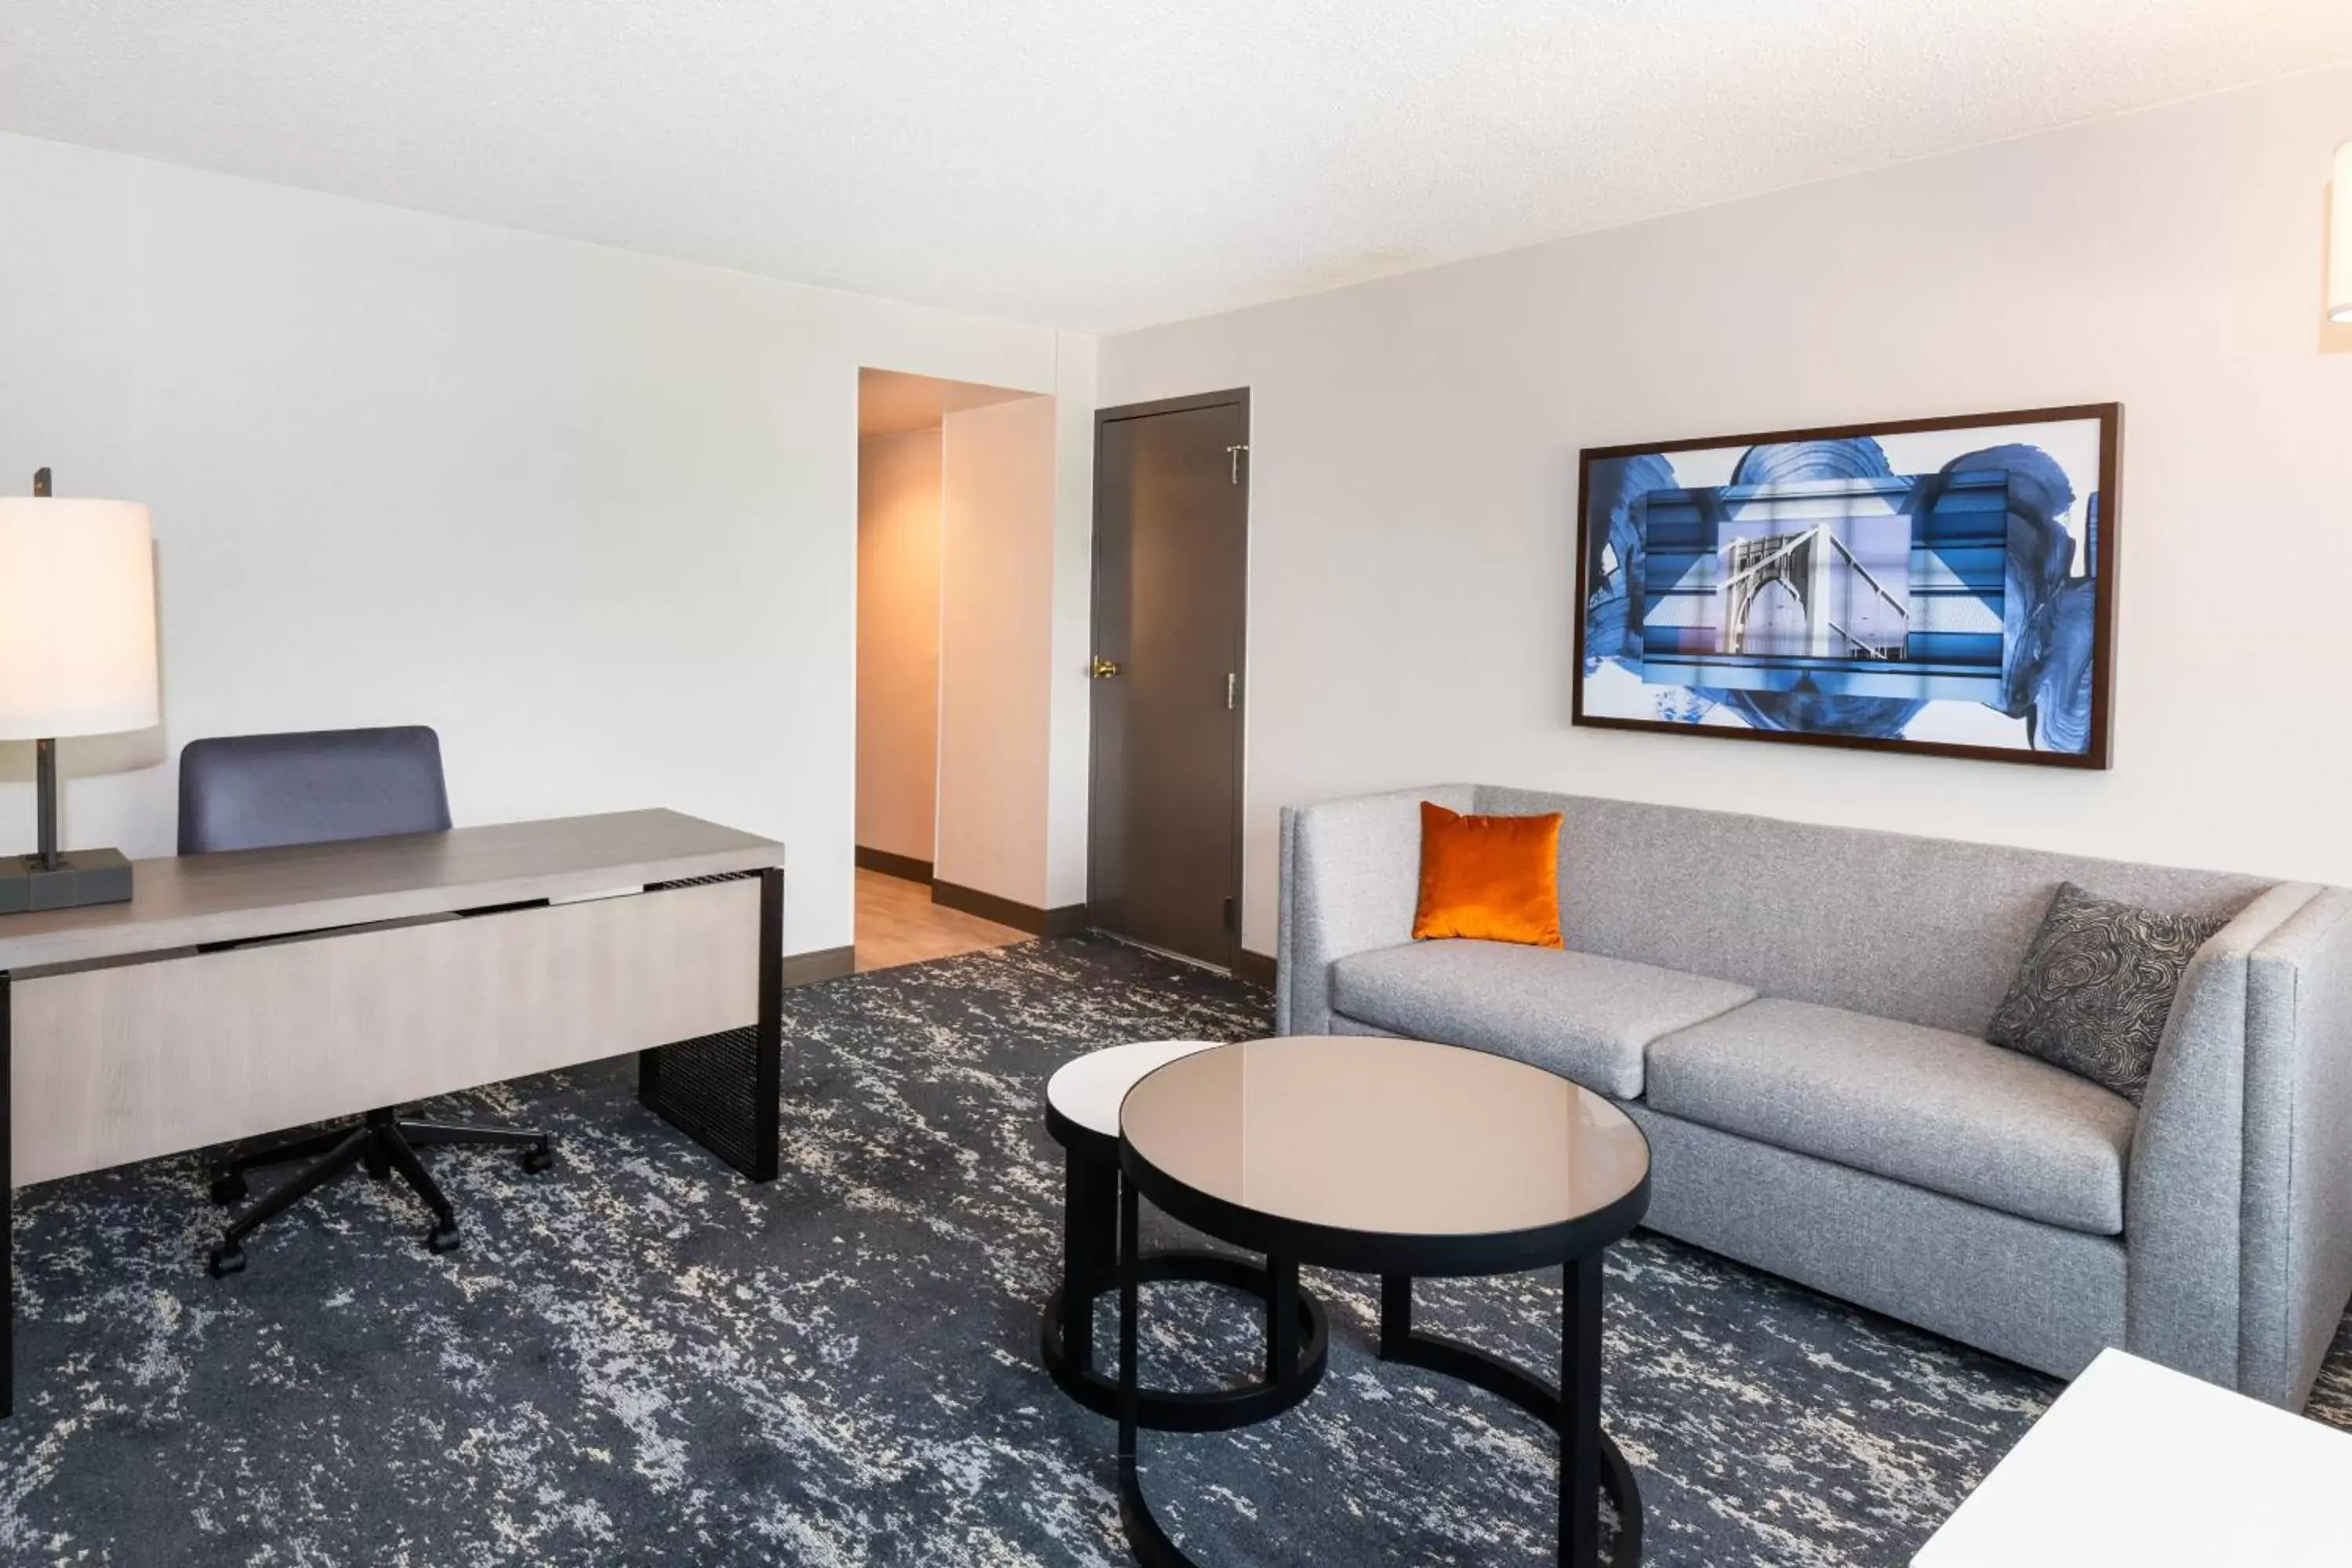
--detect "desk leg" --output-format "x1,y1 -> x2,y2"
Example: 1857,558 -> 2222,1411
751,866 -> 782,1180
636,868 -> 783,1183
2,971 -> 13,1419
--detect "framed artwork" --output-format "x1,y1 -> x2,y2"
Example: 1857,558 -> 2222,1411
1573,404 -> 2119,768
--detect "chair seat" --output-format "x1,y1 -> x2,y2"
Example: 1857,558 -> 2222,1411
1646,998 -> 2137,1236
1329,940 -> 1755,1098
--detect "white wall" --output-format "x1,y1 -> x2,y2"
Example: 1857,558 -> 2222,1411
0,130 -> 1093,960
1044,335 -> 1102,910
855,428 -> 942,864
934,394 -> 1061,908
1098,66 -> 2352,953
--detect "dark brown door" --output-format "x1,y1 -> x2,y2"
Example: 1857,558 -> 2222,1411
1088,391 -> 1249,969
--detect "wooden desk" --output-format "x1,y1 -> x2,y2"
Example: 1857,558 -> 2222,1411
0,808 -> 786,1417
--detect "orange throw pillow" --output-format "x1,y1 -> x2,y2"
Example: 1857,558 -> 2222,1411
1412,801 -> 1564,947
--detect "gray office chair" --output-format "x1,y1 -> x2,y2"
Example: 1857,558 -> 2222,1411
182,726 -> 555,1277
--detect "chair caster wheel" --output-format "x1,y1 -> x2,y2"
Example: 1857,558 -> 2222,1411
208,1242 -> 247,1279
522,1142 -> 555,1175
209,1172 -> 249,1205
426,1221 -> 462,1255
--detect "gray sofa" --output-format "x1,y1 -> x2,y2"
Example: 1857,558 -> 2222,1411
1276,784 -> 2352,1409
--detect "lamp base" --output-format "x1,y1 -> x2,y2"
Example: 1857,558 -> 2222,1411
0,847 -> 133,913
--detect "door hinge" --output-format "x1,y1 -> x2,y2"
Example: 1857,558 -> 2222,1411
1222,896 -> 1238,933
1225,672 -> 1237,711
1225,444 -> 1249,485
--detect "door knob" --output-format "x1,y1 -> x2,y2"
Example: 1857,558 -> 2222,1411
1091,656 -> 1121,679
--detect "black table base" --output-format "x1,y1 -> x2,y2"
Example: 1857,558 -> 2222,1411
1044,1136 -> 1327,1432
1116,1178 -> 1641,1567
1044,1249 -> 1327,1431
1380,1270 -> 1642,1567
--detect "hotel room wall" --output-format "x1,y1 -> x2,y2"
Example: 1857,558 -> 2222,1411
0,129 -> 1098,960
855,428 -> 945,867
1098,64 -> 2352,953
935,394 -> 1060,911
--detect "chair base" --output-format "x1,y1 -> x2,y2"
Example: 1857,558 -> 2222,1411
207,1106 -> 554,1278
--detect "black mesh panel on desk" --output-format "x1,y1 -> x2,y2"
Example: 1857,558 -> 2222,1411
640,1025 -> 765,1175
637,868 -> 782,1183
649,872 -> 761,892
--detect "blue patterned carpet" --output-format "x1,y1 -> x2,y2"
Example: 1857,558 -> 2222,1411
4,935 -> 2347,1565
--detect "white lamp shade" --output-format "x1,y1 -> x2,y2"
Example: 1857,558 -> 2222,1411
0,499 -> 161,741
2335,142 -> 2352,326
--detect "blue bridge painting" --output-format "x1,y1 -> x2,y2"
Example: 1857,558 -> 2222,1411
1580,423 -> 2107,756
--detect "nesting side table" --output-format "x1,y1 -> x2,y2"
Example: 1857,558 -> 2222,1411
1040,1039 -> 1327,1431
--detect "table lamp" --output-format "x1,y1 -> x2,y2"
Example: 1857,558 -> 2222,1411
0,468 -> 160,912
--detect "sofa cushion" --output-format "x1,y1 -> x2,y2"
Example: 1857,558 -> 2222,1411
1647,997 -> 2137,1235
1329,940 -> 1755,1098
1412,800 -> 1564,947
1987,880 -> 2231,1105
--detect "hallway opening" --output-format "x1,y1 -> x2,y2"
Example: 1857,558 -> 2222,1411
855,367 -> 1062,972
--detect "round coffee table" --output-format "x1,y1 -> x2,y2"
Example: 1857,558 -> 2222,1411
1115,1035 -> 1651,1568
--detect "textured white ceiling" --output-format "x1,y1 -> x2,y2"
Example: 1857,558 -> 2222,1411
5,2 -> 2349,332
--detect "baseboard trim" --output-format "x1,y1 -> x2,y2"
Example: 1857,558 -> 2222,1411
854,846 -> 935,885
1232,949 -> 1277,989
781,945 -> 855,987
931,879 -> 1088,938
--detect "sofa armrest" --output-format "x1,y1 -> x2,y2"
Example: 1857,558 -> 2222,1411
2125,880 -> 2320,1393
1275,784 -> 1473,1034
2238,888 -> 2352,1406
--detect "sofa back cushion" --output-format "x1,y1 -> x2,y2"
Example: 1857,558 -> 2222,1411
1474,786 -> 2270,1037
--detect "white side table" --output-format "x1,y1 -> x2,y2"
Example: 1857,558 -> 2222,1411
1045,1039 -> 1221,1145
1914,1348 -> 2352,1566
1039,1038 -> 1328,1427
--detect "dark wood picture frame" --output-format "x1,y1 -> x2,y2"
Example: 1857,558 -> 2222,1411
1571,402 -> 2121,770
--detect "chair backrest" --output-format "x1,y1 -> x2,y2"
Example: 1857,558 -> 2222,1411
178,726 -> 452,855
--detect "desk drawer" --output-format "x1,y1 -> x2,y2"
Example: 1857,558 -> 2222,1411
10,877 -> 760,1186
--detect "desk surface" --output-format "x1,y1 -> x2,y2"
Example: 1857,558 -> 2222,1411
1911,1348 -> 2352,1566
0,809 -> 782,972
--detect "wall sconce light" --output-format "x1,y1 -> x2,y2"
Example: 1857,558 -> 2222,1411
2332,143 -> 2352,325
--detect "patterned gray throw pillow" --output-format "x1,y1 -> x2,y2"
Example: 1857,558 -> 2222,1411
1987,882 -> 2230,1105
